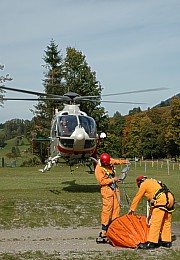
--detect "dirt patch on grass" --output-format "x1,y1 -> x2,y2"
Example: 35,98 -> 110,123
0,223 -> 179,259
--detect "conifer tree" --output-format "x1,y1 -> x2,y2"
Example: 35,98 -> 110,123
32,39 -> 64,135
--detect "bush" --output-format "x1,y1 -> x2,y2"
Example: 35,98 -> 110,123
20,155 -> 42,166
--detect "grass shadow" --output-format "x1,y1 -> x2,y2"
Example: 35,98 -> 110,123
62,180 -> 100,193
48,181 -> 134,195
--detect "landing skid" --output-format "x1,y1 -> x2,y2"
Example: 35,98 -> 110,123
39,155 -> 98,173
39,155 -> 61,172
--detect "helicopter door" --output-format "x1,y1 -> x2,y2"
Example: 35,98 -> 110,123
50,118 -> 59,153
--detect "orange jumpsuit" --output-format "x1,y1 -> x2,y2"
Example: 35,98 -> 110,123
130,179 -> 175,243
95,159 -> 128,227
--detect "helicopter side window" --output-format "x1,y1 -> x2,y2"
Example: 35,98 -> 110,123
88,117 -> 96,137
58,116 -> 77,137
51,119 -> 57,138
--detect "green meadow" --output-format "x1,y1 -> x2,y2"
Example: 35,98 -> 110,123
0,161 -> 179,259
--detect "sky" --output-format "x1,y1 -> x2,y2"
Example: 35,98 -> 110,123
0,0 -> 180,124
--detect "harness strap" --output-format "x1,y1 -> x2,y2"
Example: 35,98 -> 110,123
102,165 -> 116,191
152,181 -> 175,213
153,204 -> 175,213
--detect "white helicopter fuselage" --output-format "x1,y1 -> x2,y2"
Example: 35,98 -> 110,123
50,104 -> 98,162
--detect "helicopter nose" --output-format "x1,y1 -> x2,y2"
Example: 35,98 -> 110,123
73,128 -> 87,150
76,132 -> 85,140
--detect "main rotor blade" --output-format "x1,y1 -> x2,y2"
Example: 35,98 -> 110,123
0,86 -> 70,101
0,86 -> 49,96
1,98 -> 38,101
101,100 -> 147,104
0,97 -> 69,101
74,95 -> 99,101
1,97 -> 147,105
101,87 -> 169,97
86,99 -> 147,104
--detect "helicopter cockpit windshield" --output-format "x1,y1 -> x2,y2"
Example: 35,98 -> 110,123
58,115 -> 78,137
79,115 -> 96,138
58,115 -> 96,138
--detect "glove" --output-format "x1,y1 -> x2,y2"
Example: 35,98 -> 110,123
113,177 -> 121,183
128,210 -> 134,215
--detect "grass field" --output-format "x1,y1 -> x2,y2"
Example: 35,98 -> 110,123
0,161 -> 179,259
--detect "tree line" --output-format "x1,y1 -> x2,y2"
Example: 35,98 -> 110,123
0,96 -> 179,160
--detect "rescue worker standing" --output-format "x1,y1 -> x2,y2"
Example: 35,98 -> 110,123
128,176 -> 175,249
95,153 -> 129,238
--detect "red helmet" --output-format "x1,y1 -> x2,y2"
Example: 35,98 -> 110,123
100,153 -> 110,165
136,175 -> 147,187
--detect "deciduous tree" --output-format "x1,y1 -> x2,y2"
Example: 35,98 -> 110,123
165,96 -> 180,158
63,47 -> 108,132
0,64 -> 12,107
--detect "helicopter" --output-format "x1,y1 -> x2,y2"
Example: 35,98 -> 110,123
0,85 -> 168,172
39,92 -> 100,172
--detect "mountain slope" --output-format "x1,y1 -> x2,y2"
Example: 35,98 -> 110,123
154,93 -> 180,108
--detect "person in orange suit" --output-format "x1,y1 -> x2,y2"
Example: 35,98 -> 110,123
128,176 -> 175,249
95,153 -> 129,238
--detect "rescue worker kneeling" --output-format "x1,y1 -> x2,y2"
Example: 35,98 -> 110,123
95,153 -> 129,238
128,176 -> 175,249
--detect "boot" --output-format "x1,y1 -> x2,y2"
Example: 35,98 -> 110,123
100,224 -> 108,238
145,242 -> 159,249
138,241 -> 158,250
96,230 -> 108,244
99,230 -> 107,239
161,241 -> 172,248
